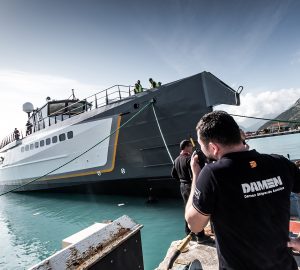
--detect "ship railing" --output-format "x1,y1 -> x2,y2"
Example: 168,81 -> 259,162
32,84 -> 148,132
0,130 -> 24,150
0,84 -> 147,147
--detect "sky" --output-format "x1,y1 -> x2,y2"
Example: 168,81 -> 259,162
1,0 -> 300,139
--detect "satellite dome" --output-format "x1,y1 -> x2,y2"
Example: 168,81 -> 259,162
23,102 -> 34,113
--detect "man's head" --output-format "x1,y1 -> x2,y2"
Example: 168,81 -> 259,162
180,139 -> 193,154
137,80 -> 140,84
196,111 -> 242,159
149,78 -> 153,82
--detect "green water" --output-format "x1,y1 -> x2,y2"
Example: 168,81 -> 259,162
0,193 -> 184,270
0,133 -> 299,270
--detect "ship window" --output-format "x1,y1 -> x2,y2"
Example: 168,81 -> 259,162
52,136 -> 58,143
30,144 -> 34,150
46,138 -> 51,145
25,145 -> 29,151
59,133 -> 66,141
48,102 -> 66,116
35,142 -> 39,148
67,131 -> 73,139
40,140 -> 45,147
21,147 -> 24,152
67,101 -> 85,114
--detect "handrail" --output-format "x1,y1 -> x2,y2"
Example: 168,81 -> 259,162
46,85 -> 135,118
0,84 -> 147,149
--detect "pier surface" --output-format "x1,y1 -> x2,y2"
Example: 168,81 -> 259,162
156,240 -> 300,270
155,240 -> 218,270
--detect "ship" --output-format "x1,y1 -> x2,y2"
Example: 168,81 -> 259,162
0,71 -> 241,196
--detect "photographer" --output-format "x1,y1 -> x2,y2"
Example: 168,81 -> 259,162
185,111 -> 300,270
171,140 -> 214,244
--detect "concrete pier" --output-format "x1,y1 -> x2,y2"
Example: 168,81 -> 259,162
247,129 -> 300,140
155,240 -> 218,270
29,215 -> 144,270
155,240 -> 300,270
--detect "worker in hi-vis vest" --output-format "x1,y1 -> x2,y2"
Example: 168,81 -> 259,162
149,78 -> 157,88
134,80 -> 143,94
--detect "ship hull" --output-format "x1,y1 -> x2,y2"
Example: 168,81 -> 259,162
0,72 -> 240,195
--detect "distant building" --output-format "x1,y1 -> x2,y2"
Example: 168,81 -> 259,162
268,122 -> 289,132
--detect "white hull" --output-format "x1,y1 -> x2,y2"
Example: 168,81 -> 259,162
0,114 -> 120,187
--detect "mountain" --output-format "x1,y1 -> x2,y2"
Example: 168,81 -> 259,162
241,112 -> 277,132
259,98 -> 300,130
246,120 -> 268,132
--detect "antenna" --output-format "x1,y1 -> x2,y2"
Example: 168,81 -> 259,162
23,102 -> 34,118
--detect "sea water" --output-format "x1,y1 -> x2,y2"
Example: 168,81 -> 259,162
0,133 -> 299,270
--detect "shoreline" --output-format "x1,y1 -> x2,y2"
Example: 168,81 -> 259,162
247,129 -> 300,140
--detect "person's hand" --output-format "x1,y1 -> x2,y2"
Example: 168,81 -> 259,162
287,237 -> 300,251
190,153 -> 201,180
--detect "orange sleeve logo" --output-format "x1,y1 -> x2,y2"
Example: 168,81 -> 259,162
249,161 -> 257,168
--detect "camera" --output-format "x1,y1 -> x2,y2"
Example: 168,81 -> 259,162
193,148 -> 207,168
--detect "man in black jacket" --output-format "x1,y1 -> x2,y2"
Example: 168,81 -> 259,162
172,139 -> 214,244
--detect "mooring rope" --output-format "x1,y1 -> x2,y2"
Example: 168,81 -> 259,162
0,100 -> 154,196
152,103 -> 174,164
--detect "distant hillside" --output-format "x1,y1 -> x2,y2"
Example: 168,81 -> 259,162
259,98 -> 300,130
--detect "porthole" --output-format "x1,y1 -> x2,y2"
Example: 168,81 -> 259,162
52,136 -> 58,143
59,133 -> 66,141
67,131 -> 73,139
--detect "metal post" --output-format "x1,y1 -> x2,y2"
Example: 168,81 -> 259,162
106,90 -> 108,105
95,94 -> 98,108
118,85 -> 121,100
129,86 -> 131,96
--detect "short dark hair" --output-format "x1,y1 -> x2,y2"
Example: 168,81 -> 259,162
180,139 -> 192,150
196,111 -> 241,146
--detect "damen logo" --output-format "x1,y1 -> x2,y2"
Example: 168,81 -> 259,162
241,176 -> 283,194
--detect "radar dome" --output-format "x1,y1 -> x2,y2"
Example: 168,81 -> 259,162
23,102 -> 34,113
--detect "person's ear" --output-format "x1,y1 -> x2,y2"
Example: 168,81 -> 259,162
208,142 -> 219,156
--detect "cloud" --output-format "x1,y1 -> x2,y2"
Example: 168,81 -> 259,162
216,88 -> 300,128
0,70 -> 104,140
